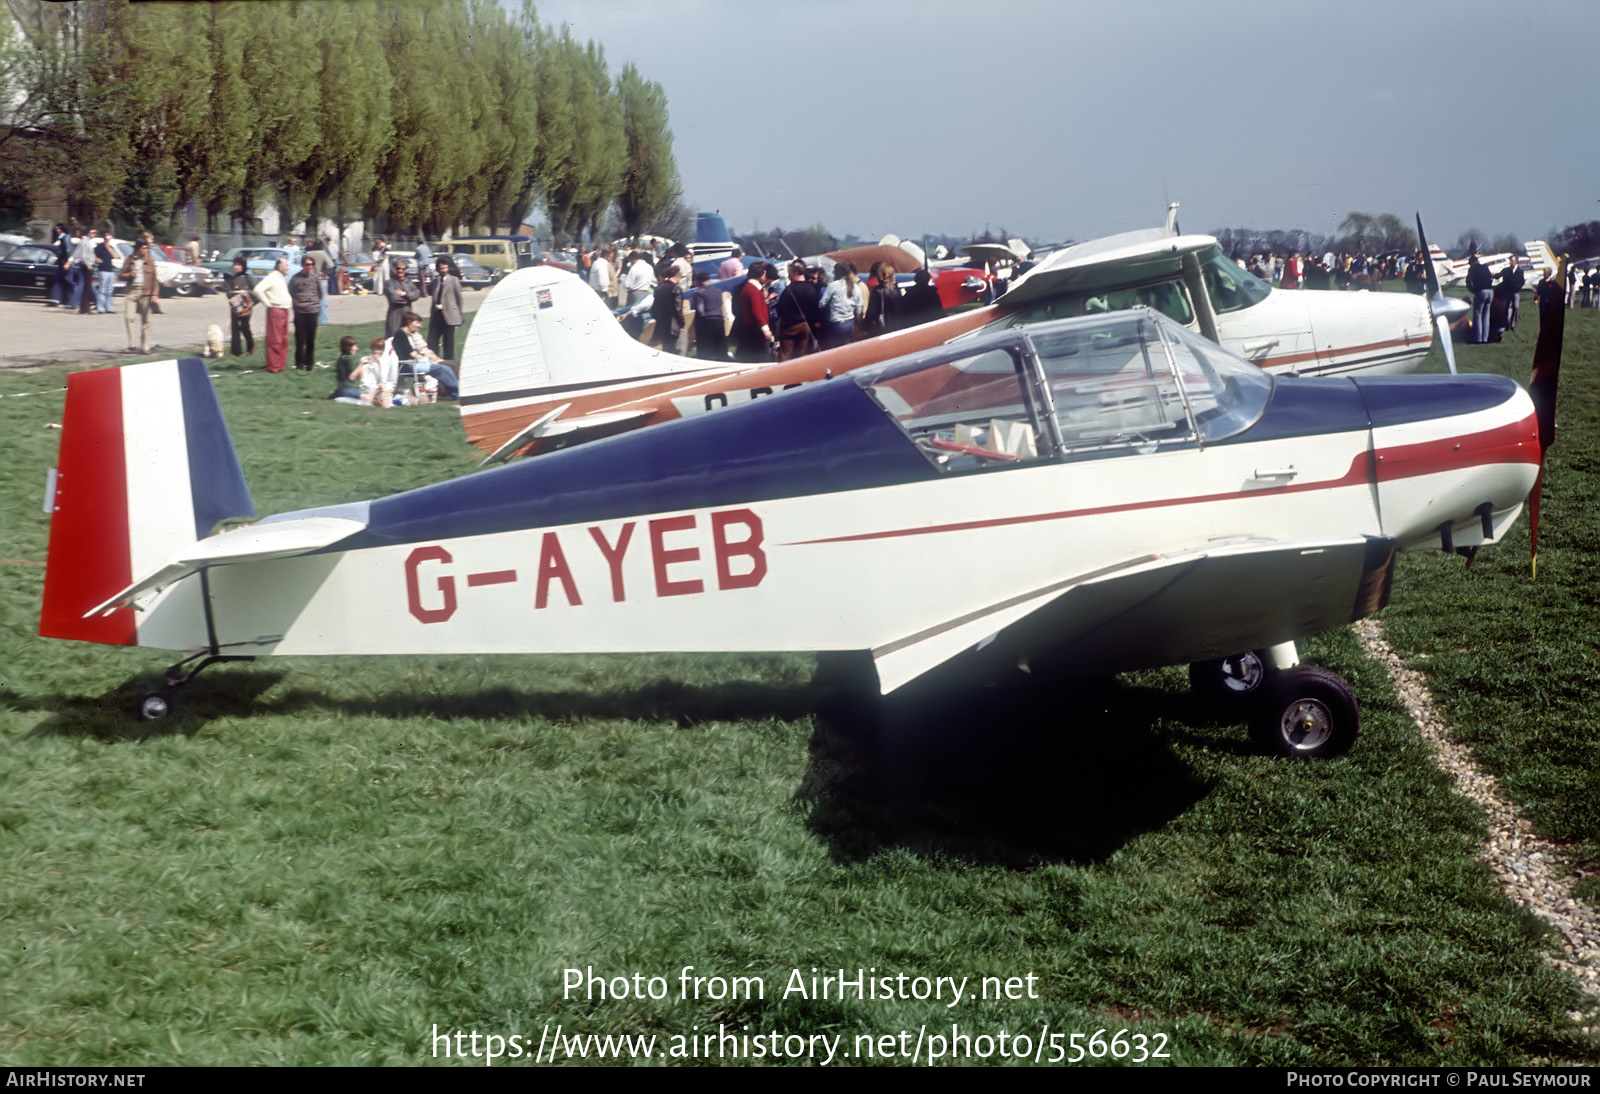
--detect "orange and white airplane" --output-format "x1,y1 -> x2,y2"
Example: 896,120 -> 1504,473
459,213 -> 1461,463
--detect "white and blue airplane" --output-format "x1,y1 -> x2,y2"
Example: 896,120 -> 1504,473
40,308 -> 1550,758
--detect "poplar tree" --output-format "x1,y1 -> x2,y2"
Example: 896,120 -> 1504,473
468,0 -> 538,233
190,2 -> 253,232
236,2 -> 320,233
299,0 -> 393,240
613,62 -> 680,240
369,0 -> 439,234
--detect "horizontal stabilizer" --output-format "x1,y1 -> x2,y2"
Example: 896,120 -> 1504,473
86,516 -> 366,617
538,407 -> 658,440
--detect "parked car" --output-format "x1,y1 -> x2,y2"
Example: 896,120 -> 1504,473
0,242 -> 58,294
450,253 -> 499,290
201,246 -> 302,280
112,241 -> 216,296
434,235 -> 537,278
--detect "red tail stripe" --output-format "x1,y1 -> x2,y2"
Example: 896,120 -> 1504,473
38,370 -> 137,645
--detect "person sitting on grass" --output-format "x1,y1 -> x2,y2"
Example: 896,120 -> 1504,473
331,336 -> 363,403
387,310 -> 459,400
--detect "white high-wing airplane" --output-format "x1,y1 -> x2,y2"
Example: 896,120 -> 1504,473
40,308 -> 1553,760
458,211 -> 1465,461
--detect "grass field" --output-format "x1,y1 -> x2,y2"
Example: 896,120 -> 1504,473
1,305 -> 1597,1066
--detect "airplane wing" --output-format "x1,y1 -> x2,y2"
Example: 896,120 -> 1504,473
85,516 -> 368,617
871,534 -> 1395,693
822,244 -> 924,274
1001,232 -> 1217,307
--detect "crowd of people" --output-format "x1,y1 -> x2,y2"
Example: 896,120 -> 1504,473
30,219 -> 1600,404
1239,248 -> 1417,292
582,244 -> 949,362
39,222 -> 168,353
213,235 -> 461,403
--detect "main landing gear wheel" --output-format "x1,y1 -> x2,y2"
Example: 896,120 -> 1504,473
1189,649 -> 1271,707
1249,666 -> 1359,760
137,692 -> 172,721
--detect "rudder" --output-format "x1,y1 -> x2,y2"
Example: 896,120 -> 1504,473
40,358 -> 254,646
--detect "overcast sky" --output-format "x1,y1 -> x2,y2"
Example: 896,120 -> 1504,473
528,0 -> 1597,248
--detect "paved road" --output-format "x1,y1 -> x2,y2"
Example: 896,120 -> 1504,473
0,287 -> 488,369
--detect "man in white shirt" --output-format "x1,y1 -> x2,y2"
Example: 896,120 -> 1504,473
253,257 -> 293,373
588,245 -> 615,299
72,229 -> 97,314
621,251 -> 656,307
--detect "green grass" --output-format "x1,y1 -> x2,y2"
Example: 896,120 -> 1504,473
0,305 -> 1597,1066
1377,302 -> 1600,877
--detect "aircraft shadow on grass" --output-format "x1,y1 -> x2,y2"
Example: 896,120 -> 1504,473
17,660 -> 1222,865
17,671 -> 288,742
799,666 -> 1216,867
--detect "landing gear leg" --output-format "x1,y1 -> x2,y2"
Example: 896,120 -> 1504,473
1189,641 -> 1299,707
135,651 -> 255,721
133,568 -> 254,721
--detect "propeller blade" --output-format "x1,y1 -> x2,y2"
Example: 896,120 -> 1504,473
1415,213 -> 1444,301
1434,314 -> 1458,375
1418,213 -> 1459,373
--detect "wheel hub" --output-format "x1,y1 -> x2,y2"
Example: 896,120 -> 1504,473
1281,698 -> 1333,750
1222,651 -> 1266,693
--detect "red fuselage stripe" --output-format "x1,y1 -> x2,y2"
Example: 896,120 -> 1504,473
783,413 -> 1539,547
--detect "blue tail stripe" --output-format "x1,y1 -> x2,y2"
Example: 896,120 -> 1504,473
177,358 -> 256,539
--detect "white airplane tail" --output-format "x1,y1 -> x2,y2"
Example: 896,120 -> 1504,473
39,358 -> 256,649
1427,244 -> 1465,286
1524,240 -> 1558,278
459,266 -> 702,404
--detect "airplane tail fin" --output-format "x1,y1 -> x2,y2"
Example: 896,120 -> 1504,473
457,266 -> 709,452
1524,240 -> 1557,277
39,358 -> 254,647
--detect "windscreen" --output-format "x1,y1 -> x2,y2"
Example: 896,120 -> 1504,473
1199,245 -> 1271,313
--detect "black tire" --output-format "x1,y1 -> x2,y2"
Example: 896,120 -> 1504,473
1249,666 -> 1358,759
1189,649 -> 1271,707
137,692 -> 171,721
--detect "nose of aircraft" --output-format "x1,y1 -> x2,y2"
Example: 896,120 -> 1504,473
1301,288 -> 1435,376
1356,375 -> 1541,551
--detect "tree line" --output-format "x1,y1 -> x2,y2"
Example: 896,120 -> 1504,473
0,0 -> 682,243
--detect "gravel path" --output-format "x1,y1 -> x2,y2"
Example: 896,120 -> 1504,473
1356,618 -> 1600,1023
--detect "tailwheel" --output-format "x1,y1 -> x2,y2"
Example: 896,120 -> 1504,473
1249,666 -> 1358,760
1189,649 -> 1271,707
137,692 -> 172,721
131,650 -> 255,721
